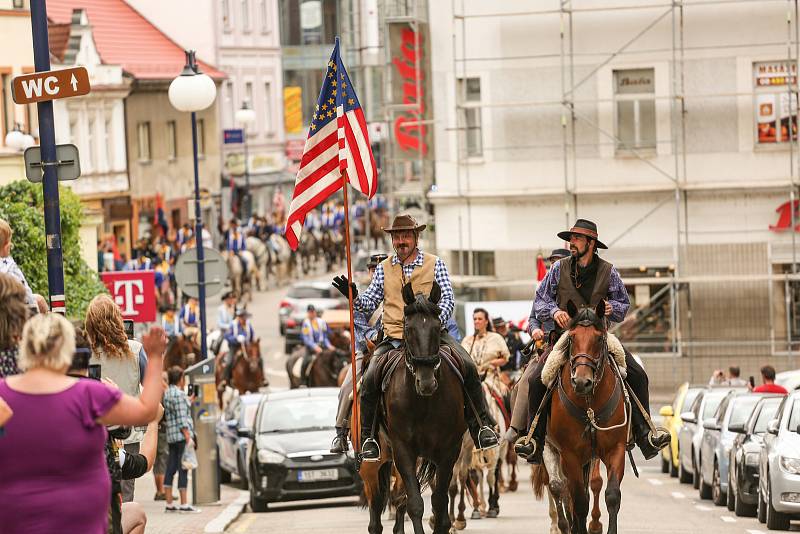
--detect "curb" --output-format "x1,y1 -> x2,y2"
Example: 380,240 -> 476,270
204,491 -> 249,533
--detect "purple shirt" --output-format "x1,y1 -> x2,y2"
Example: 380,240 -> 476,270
0,378 -> 122,534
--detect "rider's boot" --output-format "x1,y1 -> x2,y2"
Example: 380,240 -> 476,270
299,352 -> 312,387
330,427 -> 349,454
359,357 -> 381,462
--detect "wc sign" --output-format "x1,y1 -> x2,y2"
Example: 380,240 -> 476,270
100,270 -> 156,323
11,66 -> 91,105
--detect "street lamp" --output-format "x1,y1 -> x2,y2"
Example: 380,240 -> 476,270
235,101 -> 256,220
4,124 -> 34,151
168,49 -> 216,364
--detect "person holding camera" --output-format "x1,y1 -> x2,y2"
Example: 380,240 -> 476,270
163,365 -> 200,513
0,315 -> 166,534
0,273 -> 28,378
86,294 -> 149,502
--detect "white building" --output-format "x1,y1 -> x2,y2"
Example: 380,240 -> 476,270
427,0 -> 800,384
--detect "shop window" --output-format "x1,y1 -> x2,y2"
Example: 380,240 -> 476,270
137,121 -> 151,161
754,61 -> 798,144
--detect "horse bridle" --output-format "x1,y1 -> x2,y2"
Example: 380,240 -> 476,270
567,321 -> 608,397
402,323 -> 442,374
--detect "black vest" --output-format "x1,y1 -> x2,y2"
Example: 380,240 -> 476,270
556,255 -> 612,310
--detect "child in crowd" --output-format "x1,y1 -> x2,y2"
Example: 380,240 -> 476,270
0,219 -> 34,306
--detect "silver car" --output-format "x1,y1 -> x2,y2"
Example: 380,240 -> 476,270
758,390 -> 800,530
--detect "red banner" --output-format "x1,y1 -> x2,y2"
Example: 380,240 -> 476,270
100,270 -> 157,323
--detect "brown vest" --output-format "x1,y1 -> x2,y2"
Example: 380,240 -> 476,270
382,252 -> 437,339
557,256 -> 612,310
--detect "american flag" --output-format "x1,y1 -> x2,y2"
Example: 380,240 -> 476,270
284,38 -> 377,250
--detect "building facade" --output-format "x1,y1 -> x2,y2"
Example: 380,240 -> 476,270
427,0 -> 800,385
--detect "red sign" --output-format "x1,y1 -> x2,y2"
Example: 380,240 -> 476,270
390,24 -> 431,158
100,270 -> 157,323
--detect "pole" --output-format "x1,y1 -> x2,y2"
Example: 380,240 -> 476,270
30,0 -> 66,314
341,172 -> 361,452
191,110 -> 209,364
244,126 -> 251,220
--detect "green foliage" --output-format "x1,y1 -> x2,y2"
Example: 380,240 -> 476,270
0,180 -> 106,319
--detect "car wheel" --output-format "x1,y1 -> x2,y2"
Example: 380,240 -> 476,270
250,493 -> 268,513
734,486 -> 756,517
669,447 -> 679,478
726,475 -> 735,512
238,455 -> 249,491
699,466 -> 712,500
757,486 -> 767,523
765,477 -> 791,530
679,455 -> 692,484
692,451 -> 700,490
712,461 -> 726,506
217,447 -> 231,484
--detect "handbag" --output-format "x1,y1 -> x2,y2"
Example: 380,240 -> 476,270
181,440 -> 198,470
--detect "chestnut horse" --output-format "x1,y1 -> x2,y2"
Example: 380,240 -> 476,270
531,300 -> 629,534
215,341 -> 264,407
164,334 -> 199,370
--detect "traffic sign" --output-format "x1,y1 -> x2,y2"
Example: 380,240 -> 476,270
11,66 -> 90,105
223,128 -> 244,144
100,270 -> 157,323
174,247 -> 229,299
23,143 -> 81,183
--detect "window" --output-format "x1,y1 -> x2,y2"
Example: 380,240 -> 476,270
260,0 -> 269,33
245,82 -> 254,106
225,81 -> 234,127
754,62 -> 798,144
613,68 -> 656,151
279,0 -> 338,46
104,118 -> 112,169
242,0 -> 251,32
166,120 -> 177,160
450,250 -> 495,276
263,82 -> 272,133
137,121 -> 151,161
196,118 -> 205,156
283,69 -> 322,126
87,118 -> 96,170
457,77 -> 482,158
222,0 -> 232,31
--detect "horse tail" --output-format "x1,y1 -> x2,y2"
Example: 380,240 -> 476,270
530,464 -> 549,501
416,459 -> 437,492
361,461 -> 393,511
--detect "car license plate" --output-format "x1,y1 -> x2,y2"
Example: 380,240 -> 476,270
298,469 -> 339,482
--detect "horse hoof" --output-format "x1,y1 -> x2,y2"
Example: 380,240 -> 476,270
470,510 -> 481,520
487,509 -> 499,519
588,524 -> 603,534
508,481 -> 518,492
454,520 -> 466,530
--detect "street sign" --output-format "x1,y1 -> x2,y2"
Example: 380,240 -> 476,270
23,143 -> 81,183
100,270 -> 157,323
174,247 -> 229,299
11,66 -> 90,104
223,128 -> 244,144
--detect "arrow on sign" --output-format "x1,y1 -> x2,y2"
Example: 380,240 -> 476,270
70,74 -> 77,91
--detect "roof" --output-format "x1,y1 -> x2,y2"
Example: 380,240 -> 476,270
47,0 -> 225,81
48,22 -> 71,62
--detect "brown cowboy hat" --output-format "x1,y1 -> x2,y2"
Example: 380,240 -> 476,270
557,219 -> 608,249
382,214 -> 426,233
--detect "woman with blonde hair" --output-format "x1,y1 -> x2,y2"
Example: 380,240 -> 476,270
85,294 -> 149,502
0,313 -> 166,533
0,272 -> 30,378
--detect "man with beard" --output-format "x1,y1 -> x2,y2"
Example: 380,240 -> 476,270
515,219 -> 669,464
332,214 -> 499,461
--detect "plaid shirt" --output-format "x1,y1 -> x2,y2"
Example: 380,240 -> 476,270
163,385 -> 193,444
354,250 -> 455,325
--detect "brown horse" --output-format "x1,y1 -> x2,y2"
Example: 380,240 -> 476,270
215,341 -> 264,406
164,334 -> 199,370
362,282 -> 466,534
531,300 -> 628,534
285,346 -> 348,389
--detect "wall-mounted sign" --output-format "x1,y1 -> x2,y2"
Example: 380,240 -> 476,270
284,87 -> 303,134
770,200 -> 800,232
223,129 -> 244,144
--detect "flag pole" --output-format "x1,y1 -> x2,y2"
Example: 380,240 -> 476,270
341,171 -> 361,453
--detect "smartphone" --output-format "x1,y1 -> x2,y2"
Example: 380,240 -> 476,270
749,375 -> 756,388
88,364 -> 102,381
123,320 -> 135,340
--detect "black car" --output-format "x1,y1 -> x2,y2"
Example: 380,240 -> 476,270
727,395 -> 784,517
247,388 -> 362,512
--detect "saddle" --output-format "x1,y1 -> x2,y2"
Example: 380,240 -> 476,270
379,344 -> 465,393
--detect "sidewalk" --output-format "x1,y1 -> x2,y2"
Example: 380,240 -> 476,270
134,469 -> 248,534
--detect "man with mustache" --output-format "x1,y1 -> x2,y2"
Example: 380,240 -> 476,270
515,219 -> 669,464
332,214 -> 499,461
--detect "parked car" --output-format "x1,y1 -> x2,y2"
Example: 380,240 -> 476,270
776,369 -> 800,392
758,390 -> 800,530
728,395 -> 784,516
659,383 -> 704,477
279,281 -> 347,337
216,392 -> 264,489
247,388 -> 362,512
678,387 -> 740,487
698,390 -> 763,504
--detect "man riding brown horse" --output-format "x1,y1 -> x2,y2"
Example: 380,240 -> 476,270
332,214 -> 499,462
514,219 -> 669,464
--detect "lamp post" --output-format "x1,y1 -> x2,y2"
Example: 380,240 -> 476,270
4,124 -> 35,151
168,50 -> 216,363
235,101 -> 255,219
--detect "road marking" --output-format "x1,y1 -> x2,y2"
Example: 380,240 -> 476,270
694,504 -> 713,512
746,530 -> 766,534
647,478 -> 664,486
233,514 -> 258,533
204,491 -> 249,533
720,515 -> 736,523
670,491 -> 685,499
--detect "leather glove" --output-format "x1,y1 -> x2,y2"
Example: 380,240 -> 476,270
332,275 -> 358,299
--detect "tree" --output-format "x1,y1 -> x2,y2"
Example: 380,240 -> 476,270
0,180 -> 107,319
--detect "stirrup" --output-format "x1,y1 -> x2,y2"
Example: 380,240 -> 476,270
648,426 -> 671,449
361,438 -> 380,462
477,426 -> 499,450
514,436 -> 536,458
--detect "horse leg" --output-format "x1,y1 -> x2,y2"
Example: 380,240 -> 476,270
391,469 -> 407,534
467,471 -> 481,519
487,460 -> 500,517
393,446 -> 425,534
603,446 -> 626,534
588,459 -> 603,534
508,448 -> 519,492
362,461 -> 389,534
431,454 -> 458,534
563,457 -> 589,534
544,444 -> 571,534
548,490 -> 561,534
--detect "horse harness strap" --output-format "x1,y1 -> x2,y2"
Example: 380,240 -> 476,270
556,372 -> 622,433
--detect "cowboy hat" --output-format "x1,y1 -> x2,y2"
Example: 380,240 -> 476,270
548,248 -> 571,262
557,219 -> 608,249
382,214 -> 426,233
235,308 -> 251,317
367,253 -> 388,269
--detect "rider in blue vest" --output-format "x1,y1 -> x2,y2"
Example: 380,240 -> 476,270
299,304 -> 333,386
161,305 -> 181,337
226,220 -> 249,273
221,308 -> 259,386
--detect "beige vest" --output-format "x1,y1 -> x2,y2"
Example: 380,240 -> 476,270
382,252 -> 437,339
90,339 -> 143,443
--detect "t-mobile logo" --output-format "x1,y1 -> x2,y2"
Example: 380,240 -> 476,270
114,279 -> 145,316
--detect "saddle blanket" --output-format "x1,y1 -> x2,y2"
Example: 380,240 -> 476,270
541,331 -> 627,387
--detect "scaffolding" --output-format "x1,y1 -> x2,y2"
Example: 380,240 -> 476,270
451,0 -> 800,384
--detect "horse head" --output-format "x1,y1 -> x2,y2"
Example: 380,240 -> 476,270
402,280 -> 443,397
565,299 -> 607,397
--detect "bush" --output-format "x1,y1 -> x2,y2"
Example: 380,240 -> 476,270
0,180 -> 107,319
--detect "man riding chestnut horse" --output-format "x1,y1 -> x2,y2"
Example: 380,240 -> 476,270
332,214 -> 499,461
513,219 -> 670,464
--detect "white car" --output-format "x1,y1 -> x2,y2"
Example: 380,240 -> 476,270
758,390 -> 800,530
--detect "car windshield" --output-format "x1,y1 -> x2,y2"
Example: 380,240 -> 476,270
753,399 -> 782,434
288,287 -> 330,299
681,389 -> 702,413
788,399 -> 800,432
703,392 -> 728,419
258,396 -> 337,433
728,396 -> 761,428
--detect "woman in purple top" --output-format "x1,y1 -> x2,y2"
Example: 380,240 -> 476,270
0,314 -> 166,534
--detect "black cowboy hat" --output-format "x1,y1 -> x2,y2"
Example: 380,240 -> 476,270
235,308 -> 251,317
548,248 -> 571,262
367,253 -> 388,268
491,316 -> 507,328
382,214 -> 426,233
557,219 -> 608,249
